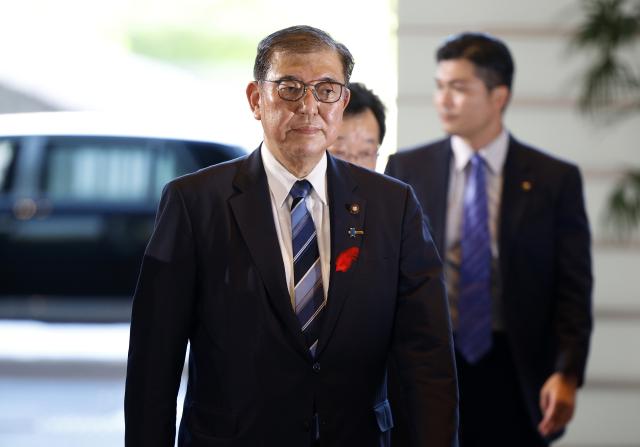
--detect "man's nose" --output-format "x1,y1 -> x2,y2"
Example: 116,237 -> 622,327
298,87 -> 319,114
435,89 -> 452,108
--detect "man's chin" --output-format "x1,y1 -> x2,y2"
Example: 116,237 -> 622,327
439,121 -> 456,133
287,136 -> 327,155
298,146 -> 327,159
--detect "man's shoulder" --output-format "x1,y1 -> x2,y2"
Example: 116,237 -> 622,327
165,152 -> 250,197
384,138 -> 450,180
388,138 -> 450,166
510,137 -> 580,174
330,157 -> 411,199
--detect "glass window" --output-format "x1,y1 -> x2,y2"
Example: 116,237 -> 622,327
154,143 -> 180,200
0,139 -> 16,193
43,137 -> 183,202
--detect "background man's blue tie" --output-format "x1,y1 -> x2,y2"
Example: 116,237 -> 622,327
457,153 -> 492,364
290,180 -> 325,358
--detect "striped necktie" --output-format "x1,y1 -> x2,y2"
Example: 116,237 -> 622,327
290,180 -> 325,357
457,153 -> 492,364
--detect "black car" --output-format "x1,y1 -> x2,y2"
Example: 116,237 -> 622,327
0,112 -> 246,320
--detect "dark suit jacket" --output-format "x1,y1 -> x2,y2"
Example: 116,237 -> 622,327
385,135 -> 593,435
124,148 -> 458,447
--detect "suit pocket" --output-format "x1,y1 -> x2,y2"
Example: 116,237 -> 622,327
373,399 -> 394,432
187,403 -> 238,442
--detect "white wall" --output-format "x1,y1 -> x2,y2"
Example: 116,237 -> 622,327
397,1 -> 640,445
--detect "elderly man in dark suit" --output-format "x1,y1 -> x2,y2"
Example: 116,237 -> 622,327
386,32 -> 593,447
124,25 -> 458,447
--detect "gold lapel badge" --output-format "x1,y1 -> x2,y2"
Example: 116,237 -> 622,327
521,180 -> 532,191
348,203 -> 360,215
348,227 -> 364,238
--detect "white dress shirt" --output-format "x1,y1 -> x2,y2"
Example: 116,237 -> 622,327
261,144 -> 331,307
445,129 -> 509,330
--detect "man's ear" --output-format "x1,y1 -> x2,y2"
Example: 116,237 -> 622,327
491,85 -> 510,112
341,87 -> 351,112
246,81 -> 261,120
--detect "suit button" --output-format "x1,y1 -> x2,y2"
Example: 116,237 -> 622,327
312,362 -> 321,372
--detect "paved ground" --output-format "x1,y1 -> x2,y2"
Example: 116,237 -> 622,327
2,321 -> 638,447
0,362 -> 126,447
0,320 -> 186,447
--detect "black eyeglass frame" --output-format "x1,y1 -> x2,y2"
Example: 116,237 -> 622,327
260,79 -> 347,103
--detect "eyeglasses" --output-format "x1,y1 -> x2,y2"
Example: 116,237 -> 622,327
261,79 -> 346,103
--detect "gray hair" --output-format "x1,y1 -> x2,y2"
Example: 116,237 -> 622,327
253,25 -> 354,83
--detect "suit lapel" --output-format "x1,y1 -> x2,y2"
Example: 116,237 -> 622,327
229,148 -> 309,358
316,155 -> 365,357
499,137 -> 533,280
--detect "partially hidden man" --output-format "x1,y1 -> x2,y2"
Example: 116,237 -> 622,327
386,32 -> 592,447
125,25 -> 458,447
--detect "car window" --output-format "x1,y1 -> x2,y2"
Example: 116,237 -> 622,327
42,137 -> 189,202
0,139 -> 17,193
154,140 -> 197,199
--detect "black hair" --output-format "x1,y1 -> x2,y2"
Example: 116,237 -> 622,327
345,82 -> 386,144
436,32 -> 514,91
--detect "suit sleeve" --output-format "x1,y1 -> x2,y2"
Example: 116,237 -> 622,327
391,184 -> 459,447
552,165 -> 593,385
124,182 -> 197,446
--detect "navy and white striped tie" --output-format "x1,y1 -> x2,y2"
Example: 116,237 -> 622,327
457,154 -> 492,364
290,180 -> 325,357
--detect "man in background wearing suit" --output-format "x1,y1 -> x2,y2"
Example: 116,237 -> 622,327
385,32 -> 592,447
125,25 -> 458,447
328,82 -> 386,170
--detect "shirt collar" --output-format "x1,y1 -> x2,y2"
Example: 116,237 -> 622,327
450,128 -> 509,174
260,142 -> 328,209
